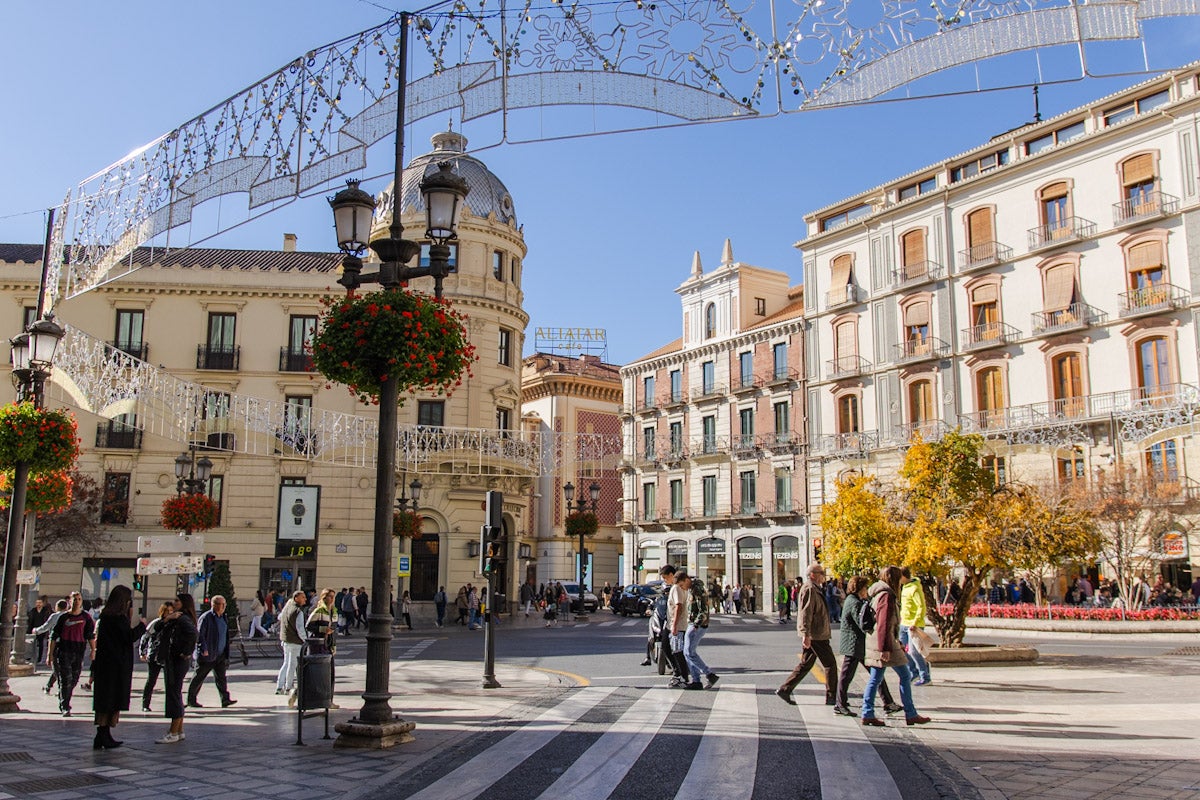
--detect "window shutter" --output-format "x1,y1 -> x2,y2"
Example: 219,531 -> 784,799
835,322 -> 856,360
1043,265 -> 1075,311
1041,181 -> 1068,200
1122,154 -> 1155,185
1127,240 -> 1164,271
831,254 -> 853,286
902,231 -> 926,268
967,209 -> 993,247
904,301 -> 930,327
971,283 -> 999,304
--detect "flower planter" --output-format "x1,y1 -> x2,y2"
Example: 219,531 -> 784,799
0,403 -> 79,473
0,469 -> 73,514
161,493 -> 220,532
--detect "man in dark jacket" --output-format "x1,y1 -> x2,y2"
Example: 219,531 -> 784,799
776,563 -> 838,706
186,596 -> 236,708
26,597 -> 50,666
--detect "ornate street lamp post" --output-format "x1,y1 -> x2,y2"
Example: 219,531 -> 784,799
0,315 -> 63,712
563,480 -> 601,620
174,449 -> 214,496
327,12 -> 468,749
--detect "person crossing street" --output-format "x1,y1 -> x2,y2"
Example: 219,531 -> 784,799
777,564 -> 838,707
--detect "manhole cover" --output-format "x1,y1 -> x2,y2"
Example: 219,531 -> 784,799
1165,646 -> 1200,656
4,774 -> 109,794
0,752 -> 33,763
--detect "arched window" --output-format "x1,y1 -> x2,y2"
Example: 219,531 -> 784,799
976,367 -> 1005,426
903,300 -> 930,345
966,207 -> 994,255
1120,153 -> 1157,214
970,283 -> 1000,338
900,230 -> 927,280
1126,240 -> 1166,290
833,319 -> 858,370
1145,440 -> 1178,481
908,379 -> 934,424
409,530 -> 440,600
836,393 -> 860,435
1051,351 -> 1085,416
1136,336 -> 1172,394
830,253 -> 855,305
1042,262 -> 1079,313
704,303 -> 717,339
1039,182 -> 1070,235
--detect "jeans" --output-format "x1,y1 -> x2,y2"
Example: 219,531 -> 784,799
468,609 -> 481,628
683,625 -> 711,681
900,625 -> 931,682
836,655 -> 894,709
862,663 -> 917,719
142,661 -> 162,708
277,642 -> 302,691
435,603 -> 446,627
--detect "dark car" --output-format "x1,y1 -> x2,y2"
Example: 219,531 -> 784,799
613,581 -> 664,616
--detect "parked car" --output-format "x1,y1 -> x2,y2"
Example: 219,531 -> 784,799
613,581 -> 664,617
554,582 -> 600,613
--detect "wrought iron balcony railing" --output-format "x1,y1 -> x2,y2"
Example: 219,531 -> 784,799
892,260 -> 944,289
826,355 -> 871,380
960,321 -> 1020,351
764,366 -> 800,386
196,345 -> 240,371
812,430 -> 880,456
957,241 -> 1013,273
279,348 -> 314,372
110,340 -> 148,361
826,284 -> 866,309
959,383 -> 1200,435
1112,190 -> 1180,227
1027,216 -> 1097,251
893,336 -> 950,365
733,374 -> 760,394
1031,303 -> 1106,336
1118,283 -> 1190,319
691,383 -> 726,403
890,419 -> 949,444
95,424 -> 143,449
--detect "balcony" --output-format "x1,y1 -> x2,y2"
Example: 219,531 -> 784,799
1118,283 -> 1190,319
1112,190 -> 1180,228
110,340 -> 148,361
691,435 -> 730,458
826,355 -> 871,381
660,390 -> 687,410
196,345 -> 240,371
957,241 -> 1013,274
892,260 -> 944,290
826,284 -> 866,310
1027,217 -> 1097,252
958,383 -> 1200,436
95,424 -> 142,450
960,321 -> 1020,352
893,336 -> 949,366
812,430 -> 880,457
891,419 -> 949,445
764,431 -> 804,455
691,384 -> 726,404
1031,303 -> 1106,336
765,366 -> 800,387
760,500 -> 800,517
279,348 -> 314,372
733,434 -> 760,459
275,427 -> 318,456
732,375 -> 760,396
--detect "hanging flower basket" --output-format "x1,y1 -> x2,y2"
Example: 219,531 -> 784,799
0,469 -> 73,514
565,511 -> 599,538
161,493 -> 220,532
312,288 -> 477,405
393,510 -> 423,538
0,403 -> 80,474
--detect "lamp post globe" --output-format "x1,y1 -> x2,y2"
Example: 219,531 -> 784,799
420,162 -> 470,242
328,179 -> 377,255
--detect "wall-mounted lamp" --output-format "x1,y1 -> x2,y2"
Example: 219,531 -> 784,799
518,543 -> 532,560
467,541 -> 480,558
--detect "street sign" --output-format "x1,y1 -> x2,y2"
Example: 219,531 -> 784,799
16,569 -> 38,586
397,556 -> 410,578
137,555 -> 204,575
137,534 -> 204,553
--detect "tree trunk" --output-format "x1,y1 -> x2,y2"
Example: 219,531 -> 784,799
924,571 -> 980,648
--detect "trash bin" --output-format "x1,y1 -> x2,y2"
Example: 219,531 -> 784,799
298,646 -> 333,711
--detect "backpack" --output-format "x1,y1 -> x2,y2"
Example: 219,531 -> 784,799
857,597 -> 877,634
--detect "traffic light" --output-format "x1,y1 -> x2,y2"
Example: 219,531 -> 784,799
204,554 -> 216,576
481,490 -> 504,574
132,574 -> 145,593
636,558 -> 644,572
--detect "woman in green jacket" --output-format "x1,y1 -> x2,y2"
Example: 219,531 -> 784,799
833,576 -> 900,717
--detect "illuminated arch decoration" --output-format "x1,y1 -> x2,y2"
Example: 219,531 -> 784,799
47,0 -> 1200,307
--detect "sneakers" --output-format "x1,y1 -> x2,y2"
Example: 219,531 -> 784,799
913,677 -> 931,686
142,704 -> 152,713
683,682 -> 704,691
883,702 -> 903,715
775,688 -> 796,706
288,691 -> 298,708
156,732 -> 185,744
706,673 -> 720,688
640,658 -> 652,667
832,705 -> 855,717
221,699 -> 238,708
668,677 -> 686,688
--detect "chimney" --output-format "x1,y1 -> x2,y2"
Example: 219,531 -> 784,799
283,233 -> 297,252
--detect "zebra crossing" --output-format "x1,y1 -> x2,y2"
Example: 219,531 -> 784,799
397,638 -> 437,659
590,614 -> 776,628
392,683 -> 905,800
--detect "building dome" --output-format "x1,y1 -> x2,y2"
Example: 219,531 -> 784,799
374,131 -> 517,229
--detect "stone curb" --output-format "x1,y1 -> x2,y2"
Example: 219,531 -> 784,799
965,618 -> 1200,634
926,644 -> 1039,665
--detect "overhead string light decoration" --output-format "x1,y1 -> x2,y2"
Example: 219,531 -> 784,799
51,0 -> 1200,307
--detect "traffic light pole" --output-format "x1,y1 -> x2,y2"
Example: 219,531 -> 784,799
481,568 -> 500,689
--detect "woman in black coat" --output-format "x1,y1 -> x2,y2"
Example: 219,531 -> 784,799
92,585 -> 147,749
833,576 -> 898,717
157,593 -> 198,745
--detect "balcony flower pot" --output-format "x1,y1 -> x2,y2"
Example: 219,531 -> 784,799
565,511 -> 599,538
0,469 -> 73,514
393,510 -> 422,539
312,288 -> 477,405
0,403 -> 80,474
161,493 -> 220,532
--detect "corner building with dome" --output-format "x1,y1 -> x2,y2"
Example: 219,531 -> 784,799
0,130 -> 535,620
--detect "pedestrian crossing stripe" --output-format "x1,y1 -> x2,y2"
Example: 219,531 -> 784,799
397,639 -> 436,659
676,680 -> 758,798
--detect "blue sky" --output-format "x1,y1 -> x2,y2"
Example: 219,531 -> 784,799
1,1 -> 1196,364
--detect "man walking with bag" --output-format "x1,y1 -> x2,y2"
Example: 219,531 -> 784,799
777,564 -> 837,706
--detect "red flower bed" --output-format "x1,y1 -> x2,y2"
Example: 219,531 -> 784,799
939,603 -> 1200,621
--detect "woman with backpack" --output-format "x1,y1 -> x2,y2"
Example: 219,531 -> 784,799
861,567 -> 930,727
139,602 -> 175,712
833,576 -> 900,718
91,585 -> 147,749
156,593 -> 199,744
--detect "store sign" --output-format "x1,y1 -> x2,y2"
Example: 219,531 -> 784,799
774,550 -> 801,560
698,537 -> 725,554
666,542 -> 689,555
739,549 -> 763,560
1161,531 -> 1188,559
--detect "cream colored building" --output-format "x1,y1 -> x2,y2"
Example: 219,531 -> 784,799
521,351 -> 623,592
801,64 -> 1200,589
0,131 -> 536,617
619,241 -> 807,606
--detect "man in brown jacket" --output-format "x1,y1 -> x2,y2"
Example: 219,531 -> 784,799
776,563 -> 838,707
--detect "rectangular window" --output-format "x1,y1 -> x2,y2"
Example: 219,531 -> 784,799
755,297 -> 766,316
1025,121 -> 1086,155
774,401 -> 789,438
288,315 -> 316,354
702,475 -> 717,516
739,470 -> 756,514
203,392 -> 230,421
1057,456 -> 1086,484
642,483 -> 656,521
643,426 -> 656,459
498,328 -> 512,366
701,361 -> 714,395
950,149 -> 1010,182
417,400 -> 444,428
208,313 -> 236,351
775,467 -> 792,513
670,479 -> 684,518
820,203 -> 872,232
898,176 -> 937,201
739,407 -> 754,448
669,421 -> 683,456
669,369 -> 682,402
511,258 -> 520,286
643,375 -> 655,408
773,342 -> 788,379
206,475 -> 224,525
283,396 -> 313,453
702,415 -> 716,454
22,307 -> 36,331
982,455 -> 1007,487
1104,89 -> 1170,127
739,352 -> 754,387
492,250 -> 504,279
495,407 -> 511,432
418,243 -> 458,271
101,472 -> 131,524
115,310 -> 145,356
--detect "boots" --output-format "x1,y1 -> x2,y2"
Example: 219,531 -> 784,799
93,726 -> 122,749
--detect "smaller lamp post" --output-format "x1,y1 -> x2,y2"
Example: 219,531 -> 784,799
174,449 -> 214,496
394,477 -> 422,608
563,480 -> 601,619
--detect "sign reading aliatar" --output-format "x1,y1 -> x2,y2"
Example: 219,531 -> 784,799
534,327 -> 607,357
